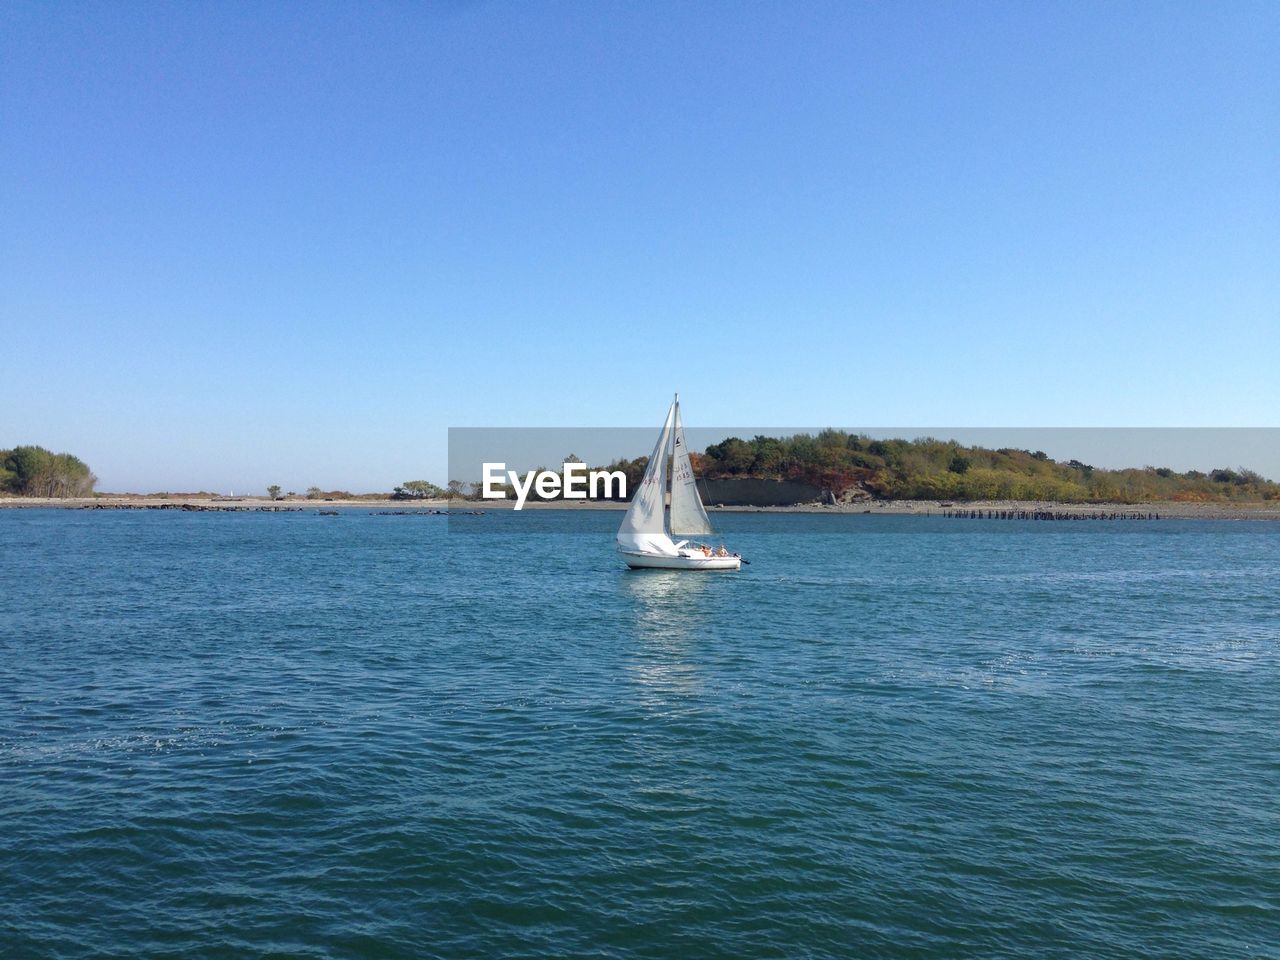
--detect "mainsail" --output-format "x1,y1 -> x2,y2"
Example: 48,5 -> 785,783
669,401 -> 714,537
616,400 -> 677,555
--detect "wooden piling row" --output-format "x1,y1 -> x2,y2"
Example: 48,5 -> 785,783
940,509 -> 1160,521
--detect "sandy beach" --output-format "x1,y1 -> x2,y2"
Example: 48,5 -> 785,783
4,495 -> 1279,520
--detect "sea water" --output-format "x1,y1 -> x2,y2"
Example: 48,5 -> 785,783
2,509 -> 1277,958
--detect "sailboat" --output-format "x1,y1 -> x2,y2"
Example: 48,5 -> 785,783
616,395 -> 742,571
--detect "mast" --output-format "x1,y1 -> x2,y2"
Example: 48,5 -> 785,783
670,394 -> 680,537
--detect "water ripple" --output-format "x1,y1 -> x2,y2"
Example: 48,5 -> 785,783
1,512 -> 1277,959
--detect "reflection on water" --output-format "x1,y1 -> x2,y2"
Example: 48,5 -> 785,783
622,567 -> 710,603
622,569 -> 711,642
621,570 -> 709,702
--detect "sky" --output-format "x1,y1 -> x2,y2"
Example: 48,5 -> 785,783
2,1 -> 1277,492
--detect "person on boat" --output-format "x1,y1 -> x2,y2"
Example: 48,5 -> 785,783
700,544 -> 712,557
716,545 -> 729,557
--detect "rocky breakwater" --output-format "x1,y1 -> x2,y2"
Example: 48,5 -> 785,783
79,503 -> 304,512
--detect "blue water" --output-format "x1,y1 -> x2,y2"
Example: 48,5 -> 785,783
2,509 -> 1278,959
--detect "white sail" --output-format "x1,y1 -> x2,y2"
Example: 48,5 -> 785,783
669,401 -> 714,537
617,400 -> 678,555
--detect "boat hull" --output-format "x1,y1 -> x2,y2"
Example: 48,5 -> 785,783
620,550 -> 741,571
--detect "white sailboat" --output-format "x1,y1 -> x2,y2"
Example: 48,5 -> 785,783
617,395 -> 742,571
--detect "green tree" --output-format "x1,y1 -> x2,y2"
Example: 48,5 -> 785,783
704,437 -> 754,474
1,445 -> 95,497
0,449 -> 14,493
750,436 -> 786,475
267,484 -> 282,500
399,480 -> 446,499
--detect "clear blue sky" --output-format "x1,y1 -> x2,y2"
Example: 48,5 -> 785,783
3,1 -> 1277,492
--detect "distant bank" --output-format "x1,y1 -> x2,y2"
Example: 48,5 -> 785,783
4,495 -> 1279,520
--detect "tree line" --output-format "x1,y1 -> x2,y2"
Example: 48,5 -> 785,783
577,432 -> 1280,504
689,431 -> 1280,504
1,446 -> 97,497
9,436 -> 1270,506
258,481 -> 465,501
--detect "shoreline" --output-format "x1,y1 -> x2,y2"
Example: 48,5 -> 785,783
3,495 -> 1279,520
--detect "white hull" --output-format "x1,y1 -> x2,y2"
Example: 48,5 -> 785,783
620,550 -> 741,571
